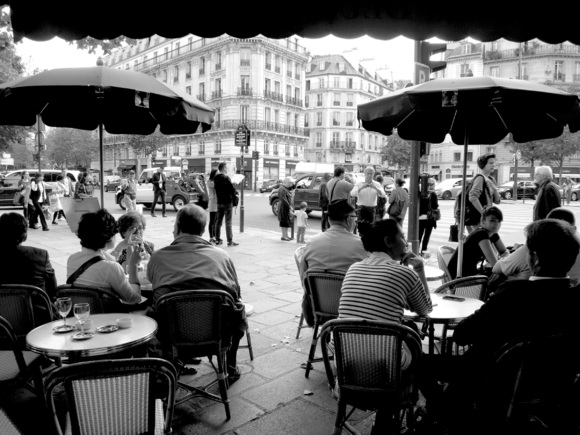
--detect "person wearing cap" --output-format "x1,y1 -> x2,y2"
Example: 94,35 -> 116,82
121,170 -> 138,212
298,198 -> 369,326
388,178 -> 409,226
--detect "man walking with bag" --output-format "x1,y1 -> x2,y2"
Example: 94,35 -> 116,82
151,166 -> 167,217
388,178 -> 409,226
214,162 -> 239,246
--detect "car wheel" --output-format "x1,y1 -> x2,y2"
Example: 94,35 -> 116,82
573,193 -> 578,202
504,191 -> 512,200
173,196 -> 187,211
271,199 -> 280,216
442,191 -> 452,200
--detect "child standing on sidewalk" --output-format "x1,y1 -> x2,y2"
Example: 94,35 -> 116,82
292,202 -> 309,244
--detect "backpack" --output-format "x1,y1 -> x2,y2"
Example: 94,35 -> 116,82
454,175 -> 488,225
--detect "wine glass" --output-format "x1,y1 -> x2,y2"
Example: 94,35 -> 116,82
73,303 -> 90,333
55,297 -> 72,330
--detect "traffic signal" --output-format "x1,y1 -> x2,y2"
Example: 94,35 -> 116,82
419,41 -> 447,73
252,151 -> 260,160
420,142 -> 431,157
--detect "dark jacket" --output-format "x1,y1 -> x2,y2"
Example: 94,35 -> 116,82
533,179 -> 561,221
278,185 -> 292,226
213,173 -> 236,206
151,171 -> 166,192
0,245 -> 57,299
319,182 -> 329,210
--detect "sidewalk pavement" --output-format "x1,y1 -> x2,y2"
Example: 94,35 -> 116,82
19,210 -> 383,435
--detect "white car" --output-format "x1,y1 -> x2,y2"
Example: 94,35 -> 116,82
434,178 -> 468,200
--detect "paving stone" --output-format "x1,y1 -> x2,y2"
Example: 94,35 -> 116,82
261,274 -> 300,285
249,347 -> 308,379
244,297 -> 292,314
247,310 -> 297,327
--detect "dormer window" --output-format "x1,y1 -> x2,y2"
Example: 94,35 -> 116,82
338,62 -> 345,72
319,62 -> 326,71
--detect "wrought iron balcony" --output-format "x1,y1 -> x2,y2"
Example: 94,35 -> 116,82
238,87 -> 253,97
185,73 -> 191,79
554,73 -> 566,81
240,59 -> 251,67
329,141 -> 356,152
265,63 -> 271,70
215,64 -> 222,71
199,69 -> 205,75
275,66 -> 281,73
211,90 -> 222,99
197,94 -> 205,102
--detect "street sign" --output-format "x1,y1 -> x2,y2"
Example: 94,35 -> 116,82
0,158 -> 14,165
235,124 -> 250,147
182,158 -> 188,169
414,62 -> 430,85
515,150 -> 522,160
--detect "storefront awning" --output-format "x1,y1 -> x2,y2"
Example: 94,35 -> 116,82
117,165 -> 136,170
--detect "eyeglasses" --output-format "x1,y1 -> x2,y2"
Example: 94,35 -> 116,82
129,172 -> 135,174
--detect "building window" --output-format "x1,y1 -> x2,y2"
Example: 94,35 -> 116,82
241,105 -> 249,122
153,51 -> 158,64
490,41 -> 498,51
348,78 -> 353,89
198,82 -> 205,101
264,140 -> 270,154
173,65 -> 179,83
185,144 -> 192,156
454,152 -> 461,162
162,69 -> 168,82
215,52 -> 222,70
275,55 -> 281,73
199,141 -> 205,155
265,107 -> 271,122
460,64 -> 472,77
240,49 -> 250,67
306,80 -> 310,91
461,44 -> 472,55
333,111 -> 340,126
555,60 -> 564,81
319,78 -> 325,88
186,86 -> 191,95
265,78 -> 271,93
199,57 -> 205,75
520,63 -> 528,79
215,139 -> 222,154
163,47 -> 169,61
319,62 -> 326,71
317,94 -> 323,106
347,94 -> 354,106
338,62 -> 346,73
186,62 -> 192,79
346,112 -> 354,126
274,109 -> 279,124
287,59 -> 292,77
273,142 -> 279,155
486,146 -> 496,154
332,132 -> 340,144
467,151 -> 473,161
334,77 -> 340,88
317,112 -> 322,126
316,132 -> 322,147
490,66 -> 499,77
304,114 -> 309,127
305,95 -> 309,108
265,52 -> 271,70
173,145 -> 179,156
241,75 -> 250,95
295,114 -> 299,128
333,93 -> 340,106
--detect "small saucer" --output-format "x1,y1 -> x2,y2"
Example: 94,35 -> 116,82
96,325 -> 119,333
72,331 -> 94,340
53,324 -> 75,333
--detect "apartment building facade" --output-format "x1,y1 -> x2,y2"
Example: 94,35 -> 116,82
101,35 -> 310,188
428,39 -> 580,184
304,55 -> 390,172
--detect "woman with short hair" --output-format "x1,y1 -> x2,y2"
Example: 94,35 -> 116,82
278,177 -> 294,241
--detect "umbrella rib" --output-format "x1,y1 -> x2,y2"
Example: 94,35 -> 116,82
492,106 -> 508,130
449,109 -> 458,131
397,109 -> 416,129
39,102 -> 49,115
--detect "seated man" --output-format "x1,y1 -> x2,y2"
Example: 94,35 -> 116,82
491,207 -> 580,286
0,212 -> 57,298
147,204 -> 244,383
299,199 -> 369,327
422,219 -> 580,432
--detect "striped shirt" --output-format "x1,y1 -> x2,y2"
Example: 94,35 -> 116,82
339,252 -> 432,323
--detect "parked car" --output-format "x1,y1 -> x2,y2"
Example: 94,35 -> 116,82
2,169 -> 80,191
434,177 -> 468,200
259,179 -> 282,193
269,173 -> 322,216
497,181 -> 537,200
0,185 -> 21,207
104,176 -> 122,192
559,182 -> 580,201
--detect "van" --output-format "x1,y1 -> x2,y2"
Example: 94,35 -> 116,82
138,167 -> 182,183
1,169 -> 81,190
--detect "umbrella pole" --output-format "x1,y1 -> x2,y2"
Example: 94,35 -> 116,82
457,130 -> 470,278
99,123 -> 104,208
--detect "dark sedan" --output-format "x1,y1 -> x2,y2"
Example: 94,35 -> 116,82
497,181 -> 537,200
259,179 -> 282,193
0,185 -> 20,207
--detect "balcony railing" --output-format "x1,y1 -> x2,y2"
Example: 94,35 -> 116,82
265,63 -> 271,70
240,59 -> 251,66
185,151 -> 192,156
211,90 -> 222,99
333,121 -> 340,126
173,76 -> 179,83
316,122 -> 322,126
554,73 -> 566,81
295,73 -> 300,80
162,153 -> 168,157
317,101 -> 322,106
207,119 -> 308,136
285,96 -> 303,107
484,43 -> 580,62
199,68 -> 205,75
264,90 -> 284,102
215,149 -> 221,154
199,150 -> 205,155
275,66 -> 281,73
197,94 -> 205,102
346,101 -> 354,106
186,72 -> 191,79
264,150 -> 270,155
215,64 -> 222,71
238,87 -> 253,97
273,151 -> 279,155
329,141 -> 357,152
346,121 -> 354,126
305,102 -> 309,108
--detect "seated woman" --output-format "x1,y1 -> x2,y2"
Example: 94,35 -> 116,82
112,212 -> 155,267
66,209 -> 143,305
447,206 -> 507,280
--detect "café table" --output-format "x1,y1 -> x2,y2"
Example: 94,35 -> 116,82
423,265 -> 445,282
404,293 -> 484,355
26,313 -> 157,360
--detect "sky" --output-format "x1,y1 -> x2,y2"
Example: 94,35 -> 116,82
15,34 -> 416,81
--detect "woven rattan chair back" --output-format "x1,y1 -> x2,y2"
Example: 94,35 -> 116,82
0,406 -> 22,435
44,358 -> 177,435
437,245 -> 455,283
294,246 -> 306,272
294,246 -> 308,339
476,333 -> 579,429
434,275 -> 489,301
0,284 -> 53,349
320,319 -> 422,433
0,316 -> 28,383
305,270 -> 344,320
55,285 -> 127,315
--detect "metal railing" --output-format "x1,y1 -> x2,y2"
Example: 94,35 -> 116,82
238,87 -> 253,97
207,119 -> 308,136
240,59 -> 251,66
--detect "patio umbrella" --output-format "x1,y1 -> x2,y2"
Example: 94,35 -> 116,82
0,64 -> 215,206
358,76 -> 580,277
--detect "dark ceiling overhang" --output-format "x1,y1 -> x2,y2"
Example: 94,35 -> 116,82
5,1 -> 580,45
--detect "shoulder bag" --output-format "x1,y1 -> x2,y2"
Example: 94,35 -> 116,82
66,256 -> 104,285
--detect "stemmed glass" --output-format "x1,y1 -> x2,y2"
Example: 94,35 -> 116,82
54,297 -> 72,332
73,303 -> 90,334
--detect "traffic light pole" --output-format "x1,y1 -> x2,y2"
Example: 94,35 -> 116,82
240,148 -> 245,233
408,41 -> 422,255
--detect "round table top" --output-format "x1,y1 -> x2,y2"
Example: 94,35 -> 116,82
404,293 -> 484,324
417,265 -> 445,281
26,313 -> 157,358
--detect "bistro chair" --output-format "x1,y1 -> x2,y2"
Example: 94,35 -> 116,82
44,357 -> 177,435
437,246 -> 456,284
0,284 -> 54,349
302,269 -> 345,378
475,333 -> 580,433
431,275 -> 489,355
320,319 -> 423,435
154,289 -> 239,420
293,245 -> 310,339
0,406 -> 22,435
0,315 -> 40,392
55,284 -> 129,314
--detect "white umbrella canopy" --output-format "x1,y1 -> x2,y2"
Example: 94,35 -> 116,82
0,65 -> 215,205
358,76 -> 580,277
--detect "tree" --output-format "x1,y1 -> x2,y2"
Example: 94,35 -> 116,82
0,8 -> 32,155
73,36 -> 137,55
126,128 -> 173,158
538,130 -> 580,181
506,137 -> 547,168
380,131 -> 411,174
45,127 -> 98,169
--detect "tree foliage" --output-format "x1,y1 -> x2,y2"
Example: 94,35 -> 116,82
0,9 -> 33,155
538,130 -> 580,179
45,128 -> 98,169
506,137 -> 546,168
380,131 -> 411,172
73,36 -> 137,55
126,128 -> 173,157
